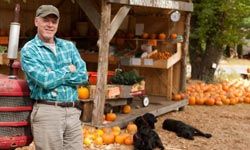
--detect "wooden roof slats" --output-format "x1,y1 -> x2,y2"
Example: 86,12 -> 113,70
107,0 -> 193,12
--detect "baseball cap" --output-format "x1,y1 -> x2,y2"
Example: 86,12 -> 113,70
36,5 -> 60,18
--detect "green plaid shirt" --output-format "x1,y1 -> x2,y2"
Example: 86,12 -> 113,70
21,35 -> 88,102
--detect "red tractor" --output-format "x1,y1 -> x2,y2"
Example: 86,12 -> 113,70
0,4 -> 33,149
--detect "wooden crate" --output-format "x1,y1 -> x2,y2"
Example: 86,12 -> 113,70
89,84 -> 120,99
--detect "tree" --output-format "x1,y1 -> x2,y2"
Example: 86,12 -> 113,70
189,0 -> 250,82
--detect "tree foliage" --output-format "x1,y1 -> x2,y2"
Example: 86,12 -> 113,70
189,0 -> 250,82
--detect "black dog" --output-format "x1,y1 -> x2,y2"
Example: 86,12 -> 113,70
162,118 -> 212,140
133,113 -> 164,150
134,113 -> 157,129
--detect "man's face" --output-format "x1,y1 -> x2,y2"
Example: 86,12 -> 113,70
35,14 -> 59,42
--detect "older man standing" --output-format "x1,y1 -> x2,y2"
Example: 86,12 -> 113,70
21,5 -> 87,150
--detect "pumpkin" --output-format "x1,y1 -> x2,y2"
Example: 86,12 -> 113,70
173,94 -> 182,101
94,136 -> 103,145
115,134 -> 125,144
188,96 -> 196,105
171,33 -> 177,39
205,98 -> 215,106
158,33 -> 166,40
106,111 -> 117,122
96,129 -> 104,136
142,32 -> 149,39
124,135 -> 133,145
102,133 -> 115,144
83,137 -> 92,146
126,123 -> 137,134
78,86 -> 89,99
148,39 -> 157,46
112,126 -> 121,136
122,105 -> 131,114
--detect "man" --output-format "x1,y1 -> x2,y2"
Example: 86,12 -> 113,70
21,5 -> 87,150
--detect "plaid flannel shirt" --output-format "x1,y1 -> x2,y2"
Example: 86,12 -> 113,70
21,35 -> 88,102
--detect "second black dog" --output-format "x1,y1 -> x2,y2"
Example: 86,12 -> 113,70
162,118 -> 212,140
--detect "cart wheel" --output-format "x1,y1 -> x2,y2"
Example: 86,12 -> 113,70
142,96 -> 149,107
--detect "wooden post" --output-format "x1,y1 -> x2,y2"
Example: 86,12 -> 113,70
180,12 -> 191,92
92,0 -> 111,125
166,67 -> 173,100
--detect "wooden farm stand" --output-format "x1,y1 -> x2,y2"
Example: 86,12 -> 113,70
76,0 -> 193,128
0,0 -> 193,128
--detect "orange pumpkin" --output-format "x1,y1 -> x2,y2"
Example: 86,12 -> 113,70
173,94 -> 182,101
78,86 -> 89,99
115,134 -> 125,144
142,32 -> 149,39
124,135 -> 133,145
205,98 -> 215,106
171,33 -> 177,39
158,33 -> 166,40
106,112 -> 117,122
126,123 -> 137,134
102,133 -> 115,144
122,105 -> 131,114
188,96 -> 196,105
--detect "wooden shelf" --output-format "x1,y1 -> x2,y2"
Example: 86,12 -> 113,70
121,43 -> 182,69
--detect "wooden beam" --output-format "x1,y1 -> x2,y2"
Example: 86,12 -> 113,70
107,0 -> 193,12
75,0 -> 101,30
166,67 -> 173,100
180,12 -> 191,91
92,0 -> 111,125
109,6 -> 131,42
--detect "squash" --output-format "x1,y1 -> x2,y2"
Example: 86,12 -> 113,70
78,86 -> 89,99
126,123 -> 137,134
124,135 -> 133,145
102,133 -> 115,144
158,33 -> 166,40
122,105 -> 131,114
106,111 -> 117,122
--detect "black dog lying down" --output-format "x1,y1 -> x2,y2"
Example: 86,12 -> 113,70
162,118 -> 212,140
133,113 -> 164,150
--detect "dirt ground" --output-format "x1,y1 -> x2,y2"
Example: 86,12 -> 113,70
156,104 -> 250,150
18,103 -> 250,150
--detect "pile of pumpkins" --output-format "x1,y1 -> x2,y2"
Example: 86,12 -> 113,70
173,80 -> 250,106
82,123 -> 137,147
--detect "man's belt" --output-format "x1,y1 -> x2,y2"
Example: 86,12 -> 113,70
35,100 -> 81,109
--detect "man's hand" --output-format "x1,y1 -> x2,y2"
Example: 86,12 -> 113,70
68,64 -> 76,73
